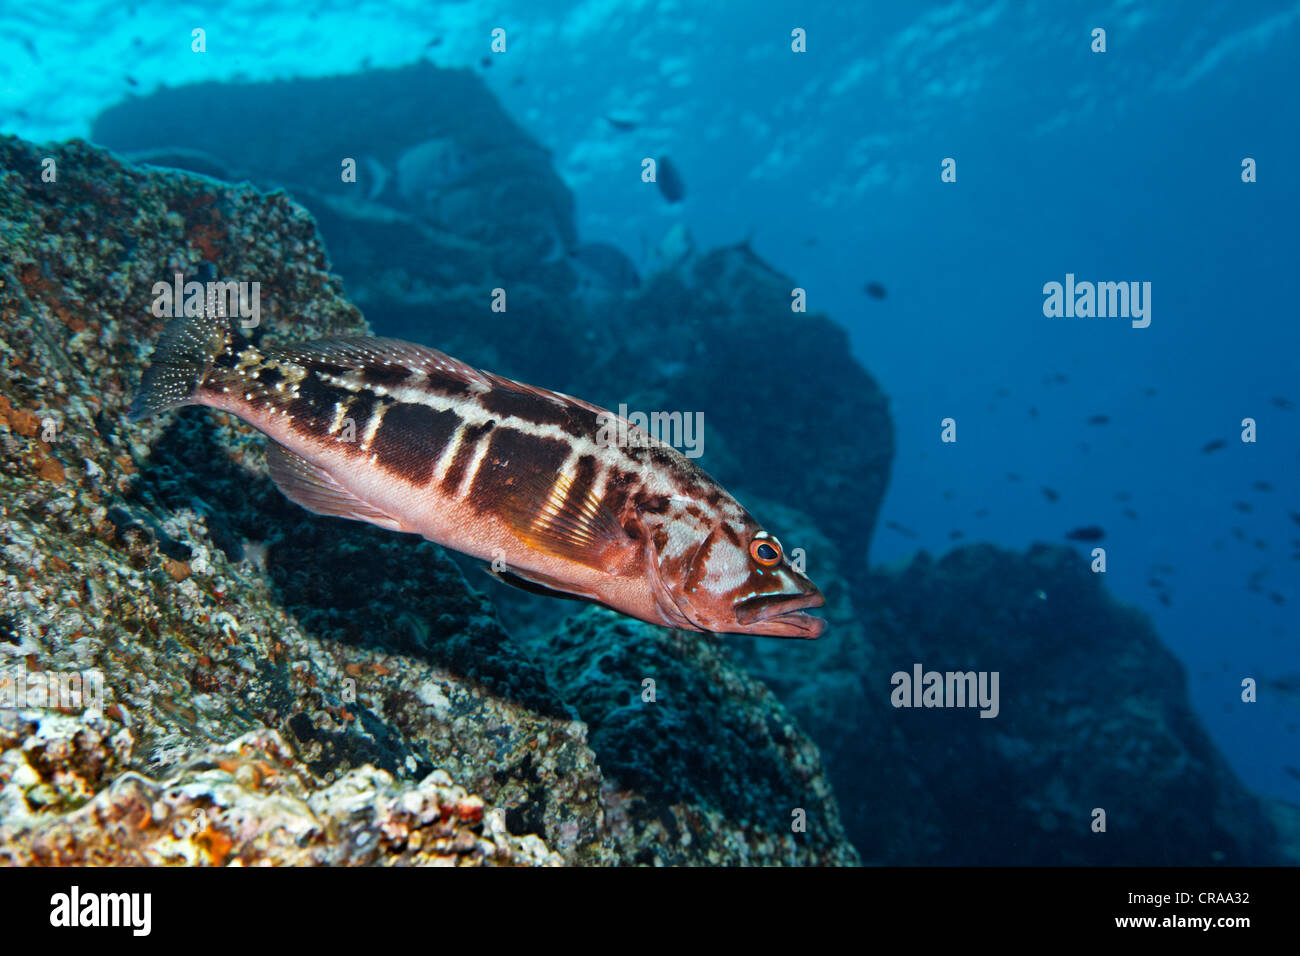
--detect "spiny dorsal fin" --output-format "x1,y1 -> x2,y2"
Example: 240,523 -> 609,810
497,470 -> 629,569
266,443 -> 405,532
277,336 -> 493,387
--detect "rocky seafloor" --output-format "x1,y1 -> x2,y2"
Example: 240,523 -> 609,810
0,63 -> 1295,866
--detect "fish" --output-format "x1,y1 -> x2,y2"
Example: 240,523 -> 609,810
863,282 -> 887,300
1041,486 -> 1059,502
1086,414 -> 1110,425
128,313 -> 826,639
605,114 -> 640,132
655,155 -> 686,203
570,242 -> 641,300
884,520 -> 917,538
1064,525 -> 1105,542
1272,396 -> 1293,410
1253,480 -> 1273,492
1201,439 -> 1227,454
395,137 -> 477,207
1233,501 -> 1253,514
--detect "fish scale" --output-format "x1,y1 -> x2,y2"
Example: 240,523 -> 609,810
129,311 -> 826,638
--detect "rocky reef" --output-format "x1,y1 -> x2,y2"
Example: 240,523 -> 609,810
0,60 -> 1292,867
0,135 -> 855,865
794,544 -> 1297,864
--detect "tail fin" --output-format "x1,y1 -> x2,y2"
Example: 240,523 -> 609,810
128,312 -> 238,422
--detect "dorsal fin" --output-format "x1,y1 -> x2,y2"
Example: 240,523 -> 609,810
496,470 -> 629,569
265,443 -> 405,532
277,336 -> 493,388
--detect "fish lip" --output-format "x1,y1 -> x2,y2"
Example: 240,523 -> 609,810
733,589 -> 827,638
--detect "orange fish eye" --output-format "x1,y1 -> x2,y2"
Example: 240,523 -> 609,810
750,537 -> 781,566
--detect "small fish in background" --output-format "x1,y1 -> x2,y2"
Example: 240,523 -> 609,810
1086,414 -> 1110,425
1288,511 -> 1300,527
1233,501 -> 1253,514
1006,472 -> 1021,482
425,36 -> 442,48
1157,593 -> 1172,607
1286,767 -> 1300,782
479,56 -> 493,68
1231,526 -> 1247,541
125,75 -> 139,88
1271,396 -> 1293,410
1142,387 -> 1158,398
1201,439 -> 1227,454
1254,538 -> 1269,551
1122,507 -> 1139,520
605,113 -> 640,132
1147,577 -> 1166,590
1113,491 -> 1131,502
885,520 -> 918,539
395,137 -> 478,208
1270,592 -> 1288,606
129,312 -> 825,638
655,155 -> 686,203
863,281 -> 887,299
949,530 -> 964,540
1065,525 -> 1105,542
1041,486 -> 1059,502
1253,480 -> 1274,492
804,236 -> 820,247
1028,406 -> 1039,419
1043,372 -> 1068,386
648,222 -> 695,271
974,507 -> 990,518
570,241 -> 641,304
361,156 -> 391,201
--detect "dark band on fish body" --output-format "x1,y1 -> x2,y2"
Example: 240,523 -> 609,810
284,375 -> 343,438
371,401 -> 461,484
478,387 -> 595,439
469,428 -> 572,512
442,420 -> 495,493
360,363 -> 417,387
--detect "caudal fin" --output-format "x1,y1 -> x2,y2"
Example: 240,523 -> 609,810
128,312 -> 238,422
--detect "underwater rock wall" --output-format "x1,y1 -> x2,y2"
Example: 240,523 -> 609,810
0,136 -> 856,865
89,63 -> 898,576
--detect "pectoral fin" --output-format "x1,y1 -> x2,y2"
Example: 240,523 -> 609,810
497,470 -> 629,569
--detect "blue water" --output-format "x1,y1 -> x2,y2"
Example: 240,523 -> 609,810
3,0 -> 1296,806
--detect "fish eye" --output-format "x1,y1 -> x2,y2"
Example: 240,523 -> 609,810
750,536 -> 781,566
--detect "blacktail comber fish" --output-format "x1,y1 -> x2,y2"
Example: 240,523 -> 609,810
129,312 -> 826,638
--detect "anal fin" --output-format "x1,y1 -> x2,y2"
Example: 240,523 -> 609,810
266,443 -> 405,532
483,565 -> 601,604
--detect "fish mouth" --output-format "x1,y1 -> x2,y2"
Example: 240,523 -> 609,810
733,590 -> 826,639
